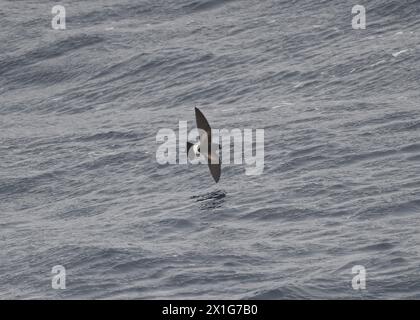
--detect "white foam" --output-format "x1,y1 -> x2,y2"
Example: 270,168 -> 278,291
392,49 -> 408,57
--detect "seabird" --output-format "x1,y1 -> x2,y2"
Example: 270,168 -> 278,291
187,107 -> 221,183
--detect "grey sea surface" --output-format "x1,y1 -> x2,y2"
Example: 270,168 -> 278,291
1,0 -> 420,299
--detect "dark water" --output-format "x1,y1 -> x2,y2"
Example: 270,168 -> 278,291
1,0 -> 420,299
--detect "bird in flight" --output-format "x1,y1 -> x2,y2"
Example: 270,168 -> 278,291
187,107 -> 221,183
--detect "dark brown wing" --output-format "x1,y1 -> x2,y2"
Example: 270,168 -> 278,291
195,107 -> 212,147
208,162 -> 221,183
187,142 -> 194,154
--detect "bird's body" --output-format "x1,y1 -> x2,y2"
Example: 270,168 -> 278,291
193,143 -> 200,157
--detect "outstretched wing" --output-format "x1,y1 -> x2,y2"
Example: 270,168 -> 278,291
195,107 -> 212,147
187,142 -> 194,154
186,141 -> 195,161
208,152 -> 221,183
195,107 -> 221,183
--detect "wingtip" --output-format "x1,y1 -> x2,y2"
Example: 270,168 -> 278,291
210,166 -> 221,183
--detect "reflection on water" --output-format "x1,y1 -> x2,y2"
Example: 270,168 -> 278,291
191,190 -> 226,210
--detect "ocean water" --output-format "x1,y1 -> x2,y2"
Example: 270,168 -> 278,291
1,0 -> 420,299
